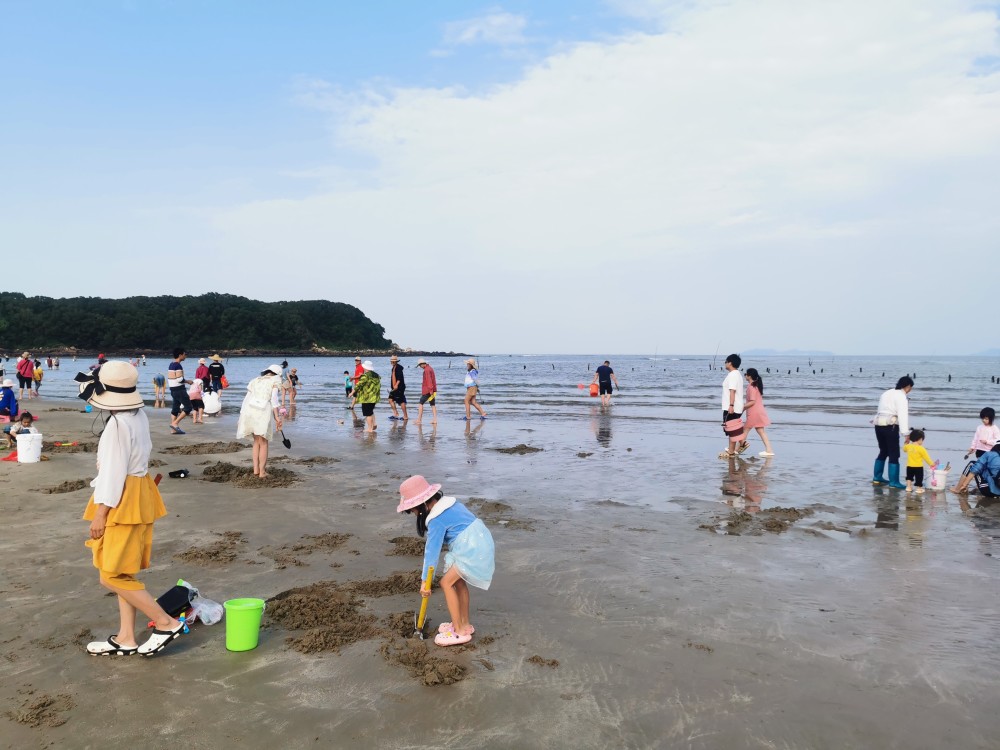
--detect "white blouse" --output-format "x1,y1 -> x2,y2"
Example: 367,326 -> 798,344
90,409 -> 152,508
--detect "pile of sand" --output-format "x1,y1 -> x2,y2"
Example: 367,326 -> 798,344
386,537 -> 423,556
259,532 -> 352,569
266,581 -> 381,654
175,531 -> 248,565
200,462 -> 299,488
490,444 -> 543,455
35,479 -> 89,495
701,506 -> 815,535
161,441 -> 246,455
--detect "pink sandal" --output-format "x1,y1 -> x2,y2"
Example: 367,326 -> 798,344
437,622 -> 475,635
433,630 -> 472,647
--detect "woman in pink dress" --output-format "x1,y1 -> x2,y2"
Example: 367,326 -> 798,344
742,368 -> 774,457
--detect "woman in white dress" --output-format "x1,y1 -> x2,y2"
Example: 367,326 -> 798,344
236,364 -> 283,477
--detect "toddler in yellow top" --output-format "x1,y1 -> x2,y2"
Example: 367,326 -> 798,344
902,429 -> 935,494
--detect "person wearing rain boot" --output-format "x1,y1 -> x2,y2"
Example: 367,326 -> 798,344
76,361 -> 187,657
872,376 -> 913,488
396,475 -> 495,647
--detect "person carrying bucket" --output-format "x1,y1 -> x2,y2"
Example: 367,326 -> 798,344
591,360 -> 619,406
396,475 -> 495,647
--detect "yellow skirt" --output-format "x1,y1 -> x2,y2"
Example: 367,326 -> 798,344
82,474 -> 167,591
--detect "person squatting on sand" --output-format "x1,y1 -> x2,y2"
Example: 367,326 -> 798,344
397,475 -> 495,647
463,359 -> 487,421
952,443 -> 1000,496
966,407 -> 1000,460
236,364 -> 284,477
76,361 -> 186,656
872,376 -> 913,489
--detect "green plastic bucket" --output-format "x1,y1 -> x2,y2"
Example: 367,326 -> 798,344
223,598 -> 266,651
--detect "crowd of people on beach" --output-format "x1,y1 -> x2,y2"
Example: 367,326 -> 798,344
4,347 -> 993,660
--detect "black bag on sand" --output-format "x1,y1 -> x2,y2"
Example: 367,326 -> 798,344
156,585 -> 195,617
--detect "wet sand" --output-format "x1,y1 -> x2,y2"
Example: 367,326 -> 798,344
1,402 -> 998,749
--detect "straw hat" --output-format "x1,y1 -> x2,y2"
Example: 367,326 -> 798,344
465,358 -> 477,368
75,361 -> 144,411
390,355 -> 399,362
397,475 -> 442,513
362,360 -> 374,371
417,358 -> 428,366
2,379 -> 13,388
210,354 -> 223,362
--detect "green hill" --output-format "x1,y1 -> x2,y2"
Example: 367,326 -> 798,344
0,293 -> 394,353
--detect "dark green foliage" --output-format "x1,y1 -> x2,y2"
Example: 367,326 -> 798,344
0,293 -> 393,351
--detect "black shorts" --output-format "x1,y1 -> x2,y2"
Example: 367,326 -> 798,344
389,389 -> 406,404
190,399 -> 205,410
170,386 -> 193,416
420,393 -> 436,405
16,375 -> 31,389
905,466 -> 924,486
345,387 -> 353,396
599,381 -> 612,395
361,403 -> 375,417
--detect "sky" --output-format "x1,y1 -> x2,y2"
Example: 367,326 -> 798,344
2,0 -> 999,355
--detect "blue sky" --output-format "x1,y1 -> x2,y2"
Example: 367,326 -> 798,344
3,1 -> 999,354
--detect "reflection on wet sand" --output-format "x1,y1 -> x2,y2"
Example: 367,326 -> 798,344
591,411 -> 612,448
721,456 -> 771,512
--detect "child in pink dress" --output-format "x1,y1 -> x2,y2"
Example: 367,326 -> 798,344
743,368 -> 774,457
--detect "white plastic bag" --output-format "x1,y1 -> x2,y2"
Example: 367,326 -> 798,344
190,597 -> 224,626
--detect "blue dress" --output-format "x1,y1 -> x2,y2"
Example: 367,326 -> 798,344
422,499 -> 495,590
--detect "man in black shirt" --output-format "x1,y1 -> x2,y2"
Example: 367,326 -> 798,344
592,360 -> 620,406
388,355 -> 408,421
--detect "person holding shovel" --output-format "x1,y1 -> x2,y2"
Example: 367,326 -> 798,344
396,475 -> 495,647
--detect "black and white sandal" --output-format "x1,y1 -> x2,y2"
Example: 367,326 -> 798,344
87,635 -> 139,656
137,620 -> 188,656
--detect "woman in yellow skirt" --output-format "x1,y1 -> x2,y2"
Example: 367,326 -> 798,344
76,361 -> 187,656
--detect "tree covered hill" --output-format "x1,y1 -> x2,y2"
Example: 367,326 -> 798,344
0,293 -> 395,353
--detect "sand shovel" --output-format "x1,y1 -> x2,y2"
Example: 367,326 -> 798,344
413,566 -> 434,639
280,430 -> 291,449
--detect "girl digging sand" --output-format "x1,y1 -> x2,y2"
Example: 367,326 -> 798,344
397,475 -> 495,647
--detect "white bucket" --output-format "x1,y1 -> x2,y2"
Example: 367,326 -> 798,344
930,469 -> 949,490
15,432 -> 42,463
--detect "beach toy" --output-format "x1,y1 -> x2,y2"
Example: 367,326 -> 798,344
85,404 -> 93,413
278,407 -> 287,416
589,383 -> 599,397
280,430 -> 291,449
413,566 -> 434,640
224,598 -> 266,651
931,467 -> 949,491
15,432 -> 42,463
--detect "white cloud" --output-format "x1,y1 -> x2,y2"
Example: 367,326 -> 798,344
442,9 -> 528,47
212,0 -> 1000,353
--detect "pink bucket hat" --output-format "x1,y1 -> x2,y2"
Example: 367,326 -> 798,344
397,475 -> 442,513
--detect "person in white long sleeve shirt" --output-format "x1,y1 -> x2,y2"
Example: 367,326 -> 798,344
872,376 -> 914,489
77,361 -> 187,657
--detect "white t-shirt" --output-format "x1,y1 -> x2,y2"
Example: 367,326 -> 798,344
721,369 -> 745,412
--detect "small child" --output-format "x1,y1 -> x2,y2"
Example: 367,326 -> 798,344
343,371 -> 353,399
188,378 -> 205,424
966,407 -> 1000,460
6,412 -> 37,447
903,429 -> 935,494
396,475 -> 495,647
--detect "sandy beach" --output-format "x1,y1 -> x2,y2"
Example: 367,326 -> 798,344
1,397 -> 998,750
